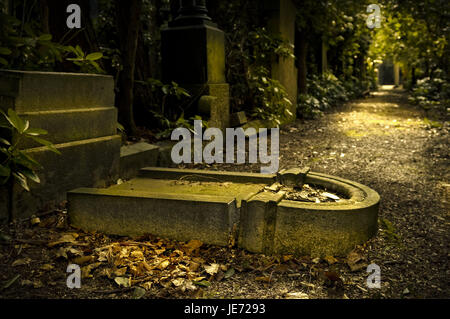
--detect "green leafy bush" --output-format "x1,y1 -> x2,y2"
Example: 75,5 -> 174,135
0,109 -> 60,221
0,11 -> 104,73
65,45 -> 105,74
408,70 -> 450,111
249,66 -> 293,126
297,72 -> 371,119
245,28 -> 295,124
135,79 -> 209,139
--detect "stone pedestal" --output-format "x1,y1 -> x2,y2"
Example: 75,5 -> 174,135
161,0 -> 229,130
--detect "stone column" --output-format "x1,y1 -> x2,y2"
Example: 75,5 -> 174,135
266,0 -> 298,123
161,0 -> 229,130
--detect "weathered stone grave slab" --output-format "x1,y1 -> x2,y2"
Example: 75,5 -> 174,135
68,167 -> 380,257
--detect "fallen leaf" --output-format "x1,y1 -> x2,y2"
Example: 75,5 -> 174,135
323,271 -> 341,282
12,258 -> 32,267
21,279 -> 43,288
114,277 -> 131,288
193,280 -> 210,287
204,263 -> 219,276
324,256 -> 338,265
349,262 -> 367,272
224,268 -> 235,279
255,276 -> 271,282
48,233 -> 78,247
184,280 -> 197,291
189,261 -> 200,272
133,287 -> 146,299
55,247 -> 83,259
299,281 -> 316,289
158,259 -> 170,270
172,278 -> 185,287
30,217 -> 40,226
192,276 -> 206,282
286,292 -> 309,299
322,192 -> 340,200
130,250 -> 144,259
81,262 -> 101,278
72,255 -> 95,265
347,250 -> 363,265
40,264 -> 55,271
141,281 -> 152,290
114,267 -> 128,276
346,250 -> 366,271
154,248 -> 166,255
184,240 -> 203,253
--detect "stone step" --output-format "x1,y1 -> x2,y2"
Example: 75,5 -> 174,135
120,142 -> 160,180
17,107 -> 117,148
0,69 -> 114,112
1,135 -> 121,220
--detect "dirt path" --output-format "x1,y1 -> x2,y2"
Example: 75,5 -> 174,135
186,86 -> 449,298
1,87 -> 448,299
280,87 -> 449,298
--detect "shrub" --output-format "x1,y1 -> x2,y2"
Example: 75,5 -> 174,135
297,72 -> 371,119
0,109 -> 60,222
408,70 -> 450,111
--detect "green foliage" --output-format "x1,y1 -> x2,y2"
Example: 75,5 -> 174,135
249,66 -> 293,125
150,112 -> 206,140
135,78 -> 203,139
0,11 -> 64,70
369,1 -> 449,85
0,9 -> 104,73
297,72 -> 371,119
0,109 -> 60,192
138,78 -> 191,116
65,45 -> 105,74
408,70 -> 450,111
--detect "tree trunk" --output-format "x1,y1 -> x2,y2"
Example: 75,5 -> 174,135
115,0 -> 143,135
297,30 -> 308,95
39,0 -> 50,34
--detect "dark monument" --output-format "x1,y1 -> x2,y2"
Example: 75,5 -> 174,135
161,0 -> 230,130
